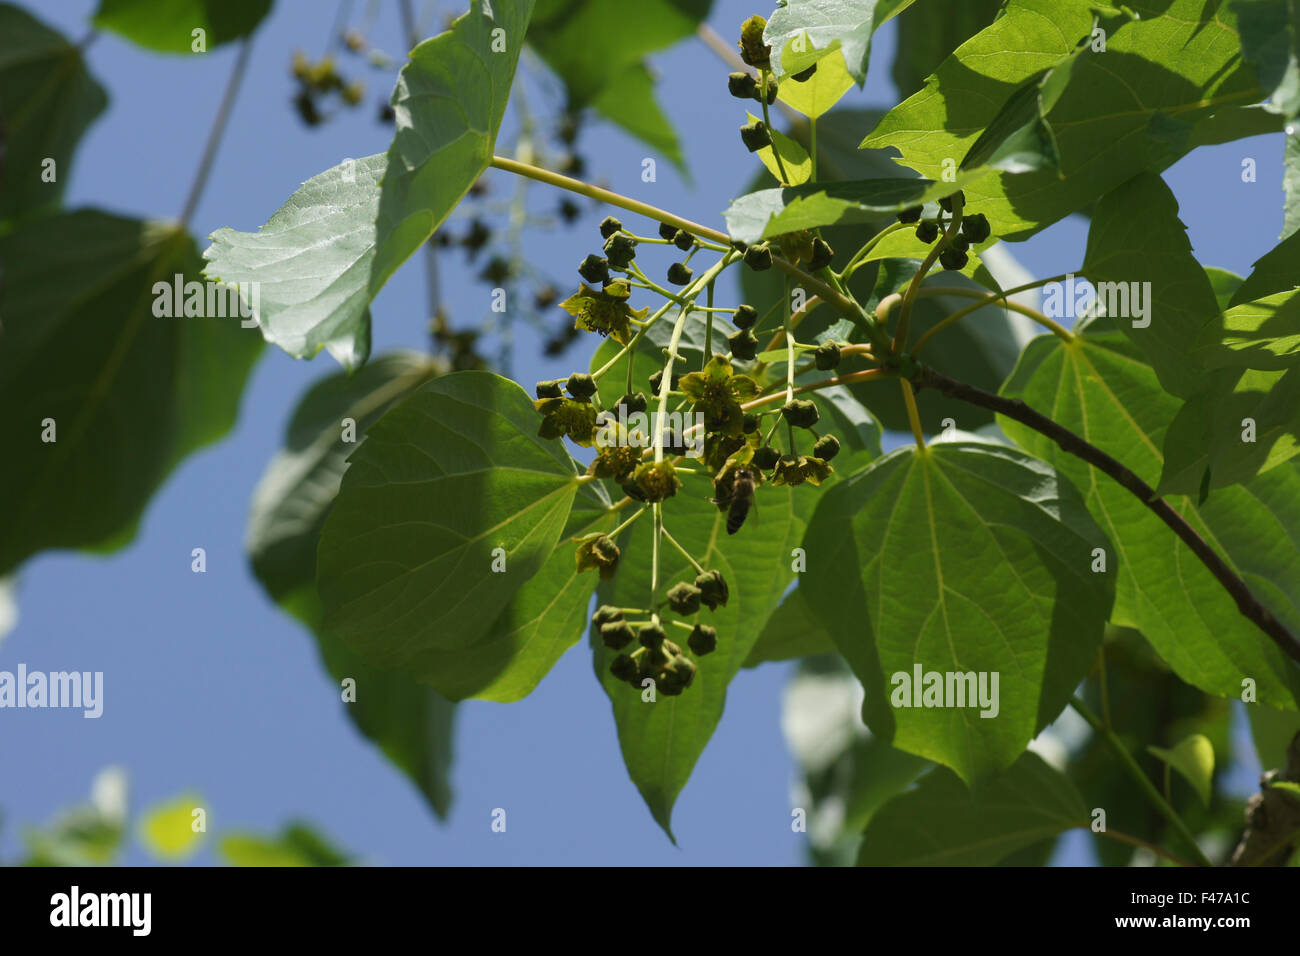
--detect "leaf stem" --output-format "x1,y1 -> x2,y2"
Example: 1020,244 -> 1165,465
180,37 -> 254,227
760,69 -> 791,184
914,365 -> 1300,666
661,526 -> 706,574
842,220 -> 908,279
607,506 -> 648,539
1071,696 -> 1214,867
900,379 -> 926,450
704,280 -> 715,368
1094,827 -> 1196,867
911,276 -> 1073,353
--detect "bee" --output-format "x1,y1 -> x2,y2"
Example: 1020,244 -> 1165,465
713,468 -> 758,535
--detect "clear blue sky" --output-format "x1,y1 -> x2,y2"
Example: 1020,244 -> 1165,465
0,0 -> 1283,866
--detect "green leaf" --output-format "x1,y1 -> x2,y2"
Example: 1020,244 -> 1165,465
776,44 -> 855,118
247,351 -> 460,817
1148,734 -> 1215,807
858,751 -> 1087,865
590,64 -> 685,168
203,153 -> 385,369
218,822 -> 352,867
0,4 -> 107,223
1204,266 -> 1245,311
1247,704 -> 1300,771
373,0 -> 534,294
889,0 -> 1003,98
0,211 -> 262,577
317,371 -> 588,688
1285,130 -> 1300,240
863,0 -> 1262,241
20,767 -> 128,866
764,0 -> 918,83
592,484 -> 811,838
93,0 -> 271,52
802,441 -> 1114,782
744,586 -> 837,666
1231,228 -> 1300,305
138,794 -> 205,861
1081,172 -> 1222,400
999,320 -> 1300,709
749,111 -> 813,185
723,177 -> 957,243
1200,290 -> 1300,370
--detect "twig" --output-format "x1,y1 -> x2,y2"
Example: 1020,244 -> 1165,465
180,38 -> 254,227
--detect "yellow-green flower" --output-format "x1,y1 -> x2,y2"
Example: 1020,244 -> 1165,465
632,460 -> 681,502
534,396 -> 598,445
678,354 -> 759,438
771,454 -> 833,487
588,444 -> 641,482
560,279 -> 646,345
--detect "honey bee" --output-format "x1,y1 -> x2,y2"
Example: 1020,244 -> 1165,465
713,468 -> 757,535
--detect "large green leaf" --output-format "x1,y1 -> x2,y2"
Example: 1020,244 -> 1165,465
723,177 -> 957,243
374,0 -> 534,289
801,441 -> 1114,782
0,3 -> 107,223
93,0 -> 272,52
744,586 -> 836,666
763,0 -> 918,83
863,0 -> 1264,241
999,320 -> 1300,709
0,211 -> 262,577
217,822 -> 352,867
247,351 -> 459,818
1081,172 -> 1222,400
858,751 -> 1087,865
316,371 -> 592,688
1235,0 -> 1300,238
889,0 -> 1003,98
204,2 -> 533,369
1199,289 -> 1300,370
591,481 -> 810,838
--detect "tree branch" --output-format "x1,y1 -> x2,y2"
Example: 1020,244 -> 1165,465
914,365 -> 1300,666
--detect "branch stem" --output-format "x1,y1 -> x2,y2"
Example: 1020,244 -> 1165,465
180,38 -> 254,227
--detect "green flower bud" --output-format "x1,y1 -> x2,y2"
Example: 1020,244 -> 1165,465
599,216 -> 623,239
638,622 -> 667,650
578,254 -> 609,284
915,220 -> 939,244
667,262 -> 694,286
781,399 -> 820,428
742,413 -> 760,433
673,230 -> 694,251
729,328 -> 759,361
667,581 -> 703,615
536,379 -> 564,399
756,73 -> 779,104
950,235 -> 971,254
743,243 -> 773,271
695,570 -> 729,610
897,205 -> 923,224
592,605 -> 624,626
814,342 -> 841,370
633,460 -> 681,502
740,120 -> 771,152
753,445 -> 781,470
668,654 -> 697,688
601,621 -> 635,649
733,303 -> 758,329
603,232 -> 637,268
610,653 -> 639,682
617,391 -> 648,415
813,434 -> 840,461
658,222 -> 679,240
961,212 -> 991,244
689,624 -> 718,656
938,190 -> 965,213
728,71 -> 758,98
939,248 -> 968,271
566,373 -> 598,400
648,368 -> 681,393
738,15 -> 771,70
808,237 -> 834,271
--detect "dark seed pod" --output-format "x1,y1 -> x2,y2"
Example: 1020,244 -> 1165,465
566,373 -> 598,400
756,74 -> 778,104
688,624 -> 718,656
610,653 -> 639,682
592,605 -> 624,626
742,413 -> 760,433
599,216 -> 623,239
603,232 -> 637,269
740,121 -> 771,152
728,328 -> 759,361
658,673 -> 686,696
578,254 -> 610,284
938,190 -> 965,213
638,622 -> 667,650
792,63 -> 817,82
814,342 -> 841,371
618,391 -> 648,415
658,222 -> 678,240
673,230 -> 694,251
813,434 -> 840,461
939,248 -> 969,271
695,570 -> 729,610
667,582 -> 703,615
915,220 -> 940,244
728,71 -> 758,99
950,235 -> 971,254
753,445 -> 781,470
743,243 -> 773,271
808,237 -> 834,271
730,238 -> 748,253
601,621 -> 635,650
897,205 -> 923,224
667,262 -> 694,285
781,399 -> 820,428
961,213 -> 991,244
733,304 -> 758,329
535,379 -> 564,399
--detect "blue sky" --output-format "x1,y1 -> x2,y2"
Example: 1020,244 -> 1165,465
0,0 -> 1285,866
